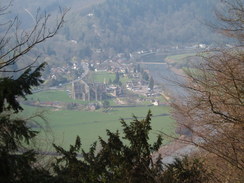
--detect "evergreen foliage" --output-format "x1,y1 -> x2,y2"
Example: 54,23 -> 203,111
0,1 -> 235,182
113,72 -> 122,86
161,157 -> 211,183
0,64 -> 52,183
113,72 -> 120,84
102,100 -> 110,109
149,77 -> 154,90
52,111 -> 210,183
0,2 -> 66,182
142,71 -> 149,81
0,63 -> 46,113
53,110 -> 164,183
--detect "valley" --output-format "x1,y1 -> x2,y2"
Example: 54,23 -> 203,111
22,51 -> 188,151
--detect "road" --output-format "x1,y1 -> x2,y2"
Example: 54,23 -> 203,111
136,62 -> 167,65
63,61 -> 89,85
33,61 -> 89,93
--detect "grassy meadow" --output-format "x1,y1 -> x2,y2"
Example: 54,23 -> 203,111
89,71 -> 131,84
22,90 -> 176,151
30,90 -> 77,103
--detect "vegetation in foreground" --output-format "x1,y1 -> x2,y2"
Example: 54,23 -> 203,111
0,0 -> 244,182
0,3 -> 205,182
52,111 -> 211,183
169,1 -> 244,181
22,103 -> 175,151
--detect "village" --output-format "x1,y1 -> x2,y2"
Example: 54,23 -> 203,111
27,53 -> 169,110
28,42 -> 213,111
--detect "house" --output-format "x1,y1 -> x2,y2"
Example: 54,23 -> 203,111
152,100 -> 159,106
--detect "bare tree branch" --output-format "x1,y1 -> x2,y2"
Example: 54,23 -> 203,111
0,6 -> 69,72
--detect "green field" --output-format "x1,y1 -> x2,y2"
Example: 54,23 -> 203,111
165,53 -> 196,63
22,90 -> 175,151
89,71 -> 131,84
29,90 -> 90,105
91,71 -> 115,83
30,90 -> 72,102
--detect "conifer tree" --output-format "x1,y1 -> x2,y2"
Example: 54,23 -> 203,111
53,110 -> 163,183
0,2 -> 66,182
149,76 -> 154,91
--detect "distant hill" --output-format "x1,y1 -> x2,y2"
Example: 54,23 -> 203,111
11,0 -> 104,26
62,0 -> 226,57
9,0 -> 228,62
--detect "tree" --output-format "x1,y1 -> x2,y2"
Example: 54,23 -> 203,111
171,48 -> 244,182
148,76 -> 154,91
52,111 -> 211,183
214,0 -> 244,43
142,70 -> 149,81
0,2 -> 67,182
102,100 -> 110,109
0,2 -> 214,183
170,0 -> 244,181
108,78 -> 112,84
161,157 -> 212,183
53,111 -> 164,183
113,71 -> 120,85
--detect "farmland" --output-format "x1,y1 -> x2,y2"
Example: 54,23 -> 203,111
165,53 -> 196,63
22,90 -> 175,151
87,71 -> 131,84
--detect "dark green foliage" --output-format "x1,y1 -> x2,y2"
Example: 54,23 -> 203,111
142,71 -> 149,81
53,110 -> 163,183
0,114 -> 38,151
52,111 -> 212,183
0,63 -> 46,113
0,115 -> 38,183
113,72 -> 120,85
0,2 -> 66,182
0,146 -> 53,183
162,157 -> 211,183
102,100 -> 110,109
149,77 -> 154,90
0,62 -> 53,183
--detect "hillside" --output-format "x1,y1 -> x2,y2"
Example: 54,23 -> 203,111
9,0 -> 228,64
61,0 -> 225,58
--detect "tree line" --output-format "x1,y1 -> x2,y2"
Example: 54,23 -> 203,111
0,0 -> 243,182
